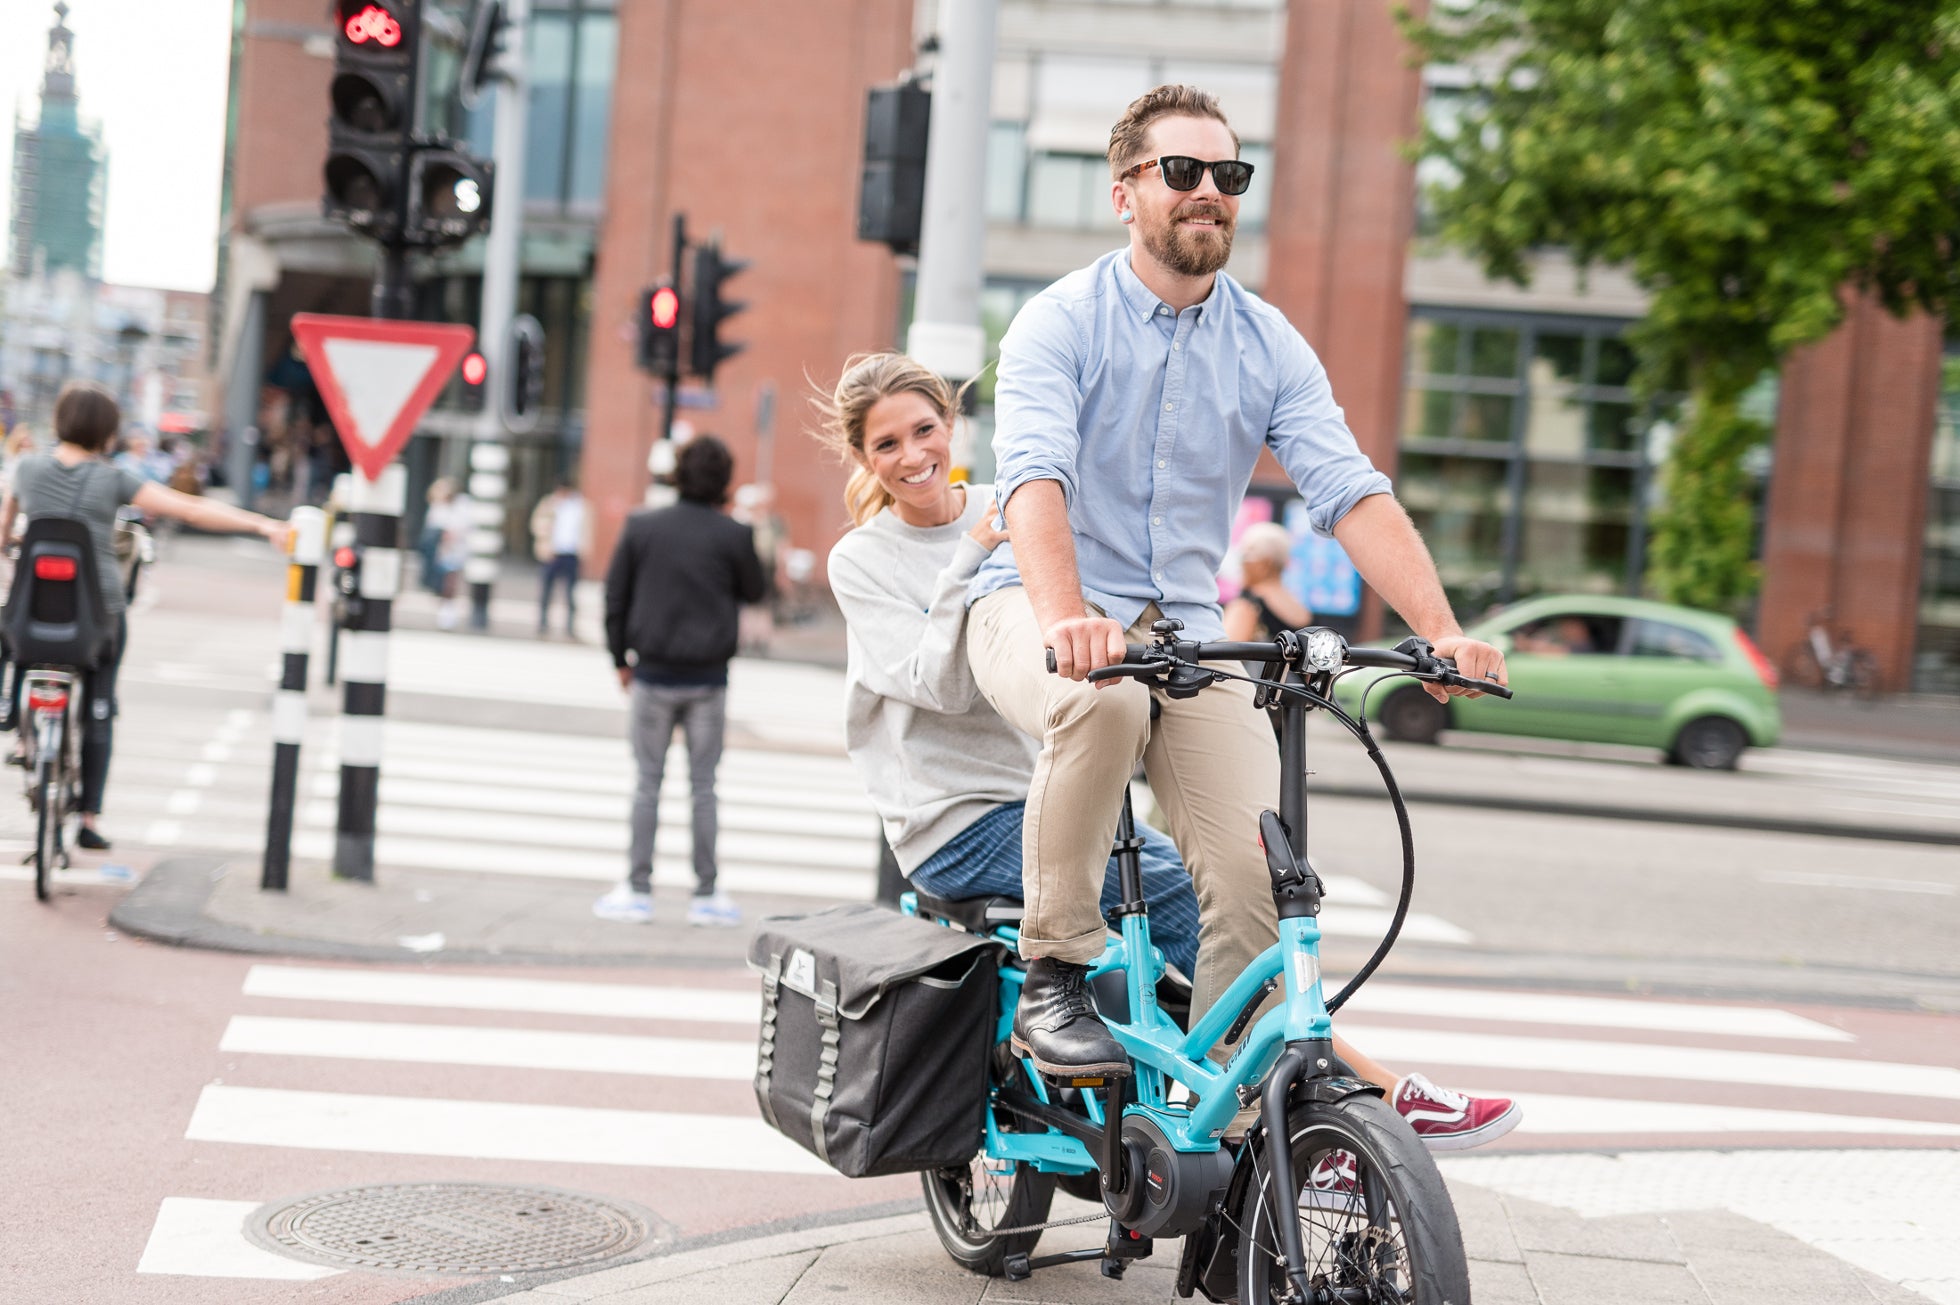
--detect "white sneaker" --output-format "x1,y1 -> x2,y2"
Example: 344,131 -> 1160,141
686,892 -> 741,927
592,883 -> 652,924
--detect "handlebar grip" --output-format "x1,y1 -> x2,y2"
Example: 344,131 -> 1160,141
1086,664 -> 1158,683
1046,649 -> 1056,674
1045,643 -> 1157,675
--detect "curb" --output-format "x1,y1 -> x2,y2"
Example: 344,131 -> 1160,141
106,857 -> 741,969
1316,782 -> 1960,848
402,1200 -> 930,1305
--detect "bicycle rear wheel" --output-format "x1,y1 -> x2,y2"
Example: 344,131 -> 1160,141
33,747 -> 60,904
1236,1093 -> 1470,1305
920,1042 -> 1058,1275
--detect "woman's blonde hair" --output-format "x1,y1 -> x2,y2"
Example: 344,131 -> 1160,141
1239,521 -> 1294,571
810,352 -> 971,527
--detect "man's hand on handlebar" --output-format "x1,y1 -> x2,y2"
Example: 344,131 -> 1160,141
1042,614 -> 1128,687
1424,635 -> 1507,703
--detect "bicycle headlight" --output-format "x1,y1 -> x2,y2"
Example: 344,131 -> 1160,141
1302,627 -> 1347,673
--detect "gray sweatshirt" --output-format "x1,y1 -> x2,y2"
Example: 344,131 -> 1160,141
827,488 -> 1038,872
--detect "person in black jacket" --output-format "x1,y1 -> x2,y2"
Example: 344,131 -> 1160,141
598,436 -> 766,926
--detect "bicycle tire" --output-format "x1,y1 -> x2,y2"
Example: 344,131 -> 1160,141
1847,649 -> 1882,702
920,1042 -> 1058,1275
33,749 -> 59,904
1780,643 -> 1824,691
1236,1093 -> 1471,1305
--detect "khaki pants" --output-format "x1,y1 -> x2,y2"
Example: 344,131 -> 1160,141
967,587 -> 1281,1023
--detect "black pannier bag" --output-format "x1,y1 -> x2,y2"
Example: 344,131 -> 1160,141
749,902 -> 1000,1178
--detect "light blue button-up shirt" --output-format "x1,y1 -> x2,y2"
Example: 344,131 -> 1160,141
971,249 -> 1393,639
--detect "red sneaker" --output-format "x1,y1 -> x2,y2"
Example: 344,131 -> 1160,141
1390,1073 -> 1520,1151
1299,1150 -> 1358,1210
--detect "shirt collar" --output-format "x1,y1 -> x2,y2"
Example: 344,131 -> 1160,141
1111,251 -> 1227,327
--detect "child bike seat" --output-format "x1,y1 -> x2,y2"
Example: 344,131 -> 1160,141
911,891 -> 1024,935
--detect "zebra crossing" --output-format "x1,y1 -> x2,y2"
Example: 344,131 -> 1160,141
134,959 -> 1960,1282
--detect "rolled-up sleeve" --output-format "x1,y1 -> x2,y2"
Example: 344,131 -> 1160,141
991,296 -> 1085,514
1266,333 -> 1393,536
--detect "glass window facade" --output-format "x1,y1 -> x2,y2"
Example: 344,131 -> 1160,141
1400,309 -> 1653,614
1917,352 -> 1960,692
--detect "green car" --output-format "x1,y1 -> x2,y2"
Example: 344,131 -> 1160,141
1332,594 -> 1782,769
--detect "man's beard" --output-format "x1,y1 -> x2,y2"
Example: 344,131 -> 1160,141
1140,202 -> 1235,277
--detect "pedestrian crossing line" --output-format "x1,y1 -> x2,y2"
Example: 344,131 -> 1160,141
242,965 -> 764,1022
283,831 -> 874,898
1339,1024 -> 1960,1101
1338,983 -> 1854,1042
184,1084 -> 834,1175
305,777 -> 878,830
220,1016 -> 757,1079
135,1198 -> 340,1280
1498,1092 -> 1960,1139
304,797 -> 869,861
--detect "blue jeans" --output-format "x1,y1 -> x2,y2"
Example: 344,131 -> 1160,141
539,552 -> 580,630
911,801 -> 1200,978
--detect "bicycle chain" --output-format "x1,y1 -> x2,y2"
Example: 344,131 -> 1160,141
975,1210 -> 1108,1237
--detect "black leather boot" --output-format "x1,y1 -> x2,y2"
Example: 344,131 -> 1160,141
1011,957 -> 1131,1078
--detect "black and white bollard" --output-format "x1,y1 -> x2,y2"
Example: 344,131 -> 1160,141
465,441 -> 508,630
262,506 -> 325,891
335,464 -> 405,882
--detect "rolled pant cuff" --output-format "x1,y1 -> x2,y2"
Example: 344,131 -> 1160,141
1017,926 -> 1109,966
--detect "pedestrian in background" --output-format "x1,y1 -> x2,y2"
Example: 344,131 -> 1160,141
421,477 -> 473,630
596,435 -> 765,926
529,478 -> 586,637
1222,521 -> 1312,642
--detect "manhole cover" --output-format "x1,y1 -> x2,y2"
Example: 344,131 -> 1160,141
248,1182 -> 665,1276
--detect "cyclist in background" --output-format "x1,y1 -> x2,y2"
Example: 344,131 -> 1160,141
0,381 -> 290,850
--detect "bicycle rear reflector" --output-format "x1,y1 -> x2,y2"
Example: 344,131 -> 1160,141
32,557 -> 77,581
27,687 -> 68,712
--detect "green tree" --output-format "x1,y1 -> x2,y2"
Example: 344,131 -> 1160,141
1403,0 -> 1960,612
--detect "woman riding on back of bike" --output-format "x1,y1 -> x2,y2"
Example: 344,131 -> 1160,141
0,381 -> 290,849
814,352 -> 1517,1151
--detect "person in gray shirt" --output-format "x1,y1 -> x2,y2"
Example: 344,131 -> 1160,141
0,381 -> 290,850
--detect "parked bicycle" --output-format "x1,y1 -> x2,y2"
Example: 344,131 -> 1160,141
905,620 -> 1511,1303
1781,610 -> 1879,699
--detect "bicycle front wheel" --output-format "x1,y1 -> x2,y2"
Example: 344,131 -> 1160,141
1236,1093 -> 1471,1305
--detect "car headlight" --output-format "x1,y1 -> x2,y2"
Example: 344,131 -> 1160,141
1302,627 -> 1347,673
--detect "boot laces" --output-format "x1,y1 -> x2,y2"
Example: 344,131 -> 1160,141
1053,963 -> 1096,1019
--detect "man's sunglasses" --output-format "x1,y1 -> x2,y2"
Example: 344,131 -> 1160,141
1119,155 -> 1255,196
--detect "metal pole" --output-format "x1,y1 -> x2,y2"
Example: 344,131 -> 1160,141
906,0 -> 997,384
372,245 -> 412,321
263,506 -> 325,890
660,212 -> 686,444
467,0 -> 531,629
334,464 -> 406,882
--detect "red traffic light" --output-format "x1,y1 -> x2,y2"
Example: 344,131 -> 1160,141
344,4 -> 403,46
650,286 -> 680,330
334,546 -> 358,570
461,351 -> 487,386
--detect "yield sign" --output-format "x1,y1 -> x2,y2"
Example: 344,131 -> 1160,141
289,314 -> 475,480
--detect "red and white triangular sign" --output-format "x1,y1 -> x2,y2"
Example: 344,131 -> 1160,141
289,314 -> 476,480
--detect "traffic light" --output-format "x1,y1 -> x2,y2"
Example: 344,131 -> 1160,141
858,81 -> 930,255
688,242 -> 747,383
458,349 -> 489,411
405,143 -> 494,246
323,0 -> 420,239
638,281 -> 681,377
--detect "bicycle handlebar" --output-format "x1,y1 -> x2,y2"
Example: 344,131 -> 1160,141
1046,633 -> 1514,699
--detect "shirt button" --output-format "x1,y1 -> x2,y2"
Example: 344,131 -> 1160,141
1158,306 -> 1169,315
1172,342 -> 1181,351
1157,459 -> 1166,469
1163,402 -> 1174,412
1152,516 -> 1162,526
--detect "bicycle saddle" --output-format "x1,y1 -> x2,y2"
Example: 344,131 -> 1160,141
911,891 -> 1025,935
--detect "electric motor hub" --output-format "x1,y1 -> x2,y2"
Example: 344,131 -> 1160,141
1118,1113 -> 1234,1239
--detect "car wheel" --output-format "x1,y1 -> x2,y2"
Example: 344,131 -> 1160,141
1669,716 -> 1748,770
1378,685 -> 1449,745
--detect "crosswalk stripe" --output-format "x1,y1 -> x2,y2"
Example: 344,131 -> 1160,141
1501,1092 -> 1960,1138
1338,984 -> 1854,1042
283,831 -> 873,896
1339,1024 -> 1960,1100
308,777 -> 878,830
184,1084 -> 834,1174
242,965 -> 764,1022
221,1016 -> 757,1079
136,1198 -> 339,1280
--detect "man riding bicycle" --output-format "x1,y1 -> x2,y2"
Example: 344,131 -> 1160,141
966,86 -> 1508,1106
